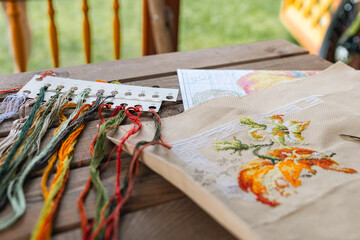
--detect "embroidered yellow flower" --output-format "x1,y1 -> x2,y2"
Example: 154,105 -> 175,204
240,114 -> 310,146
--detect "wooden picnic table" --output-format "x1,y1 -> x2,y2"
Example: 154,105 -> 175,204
0,39 -> 332,240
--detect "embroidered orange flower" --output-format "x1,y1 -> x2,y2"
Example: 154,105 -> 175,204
238,147 -> 357,207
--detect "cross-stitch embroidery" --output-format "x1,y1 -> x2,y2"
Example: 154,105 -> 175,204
240,114 -> 310,145
215,115 -> 357,207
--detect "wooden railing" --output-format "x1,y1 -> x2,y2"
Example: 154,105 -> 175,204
2,0 -> 180,72
47,0 -> 59,67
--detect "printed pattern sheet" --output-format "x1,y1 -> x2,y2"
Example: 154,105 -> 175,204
177,69 -> 318,110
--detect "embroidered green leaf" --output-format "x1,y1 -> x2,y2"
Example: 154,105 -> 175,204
239,116 -> 267,141
215,136 -> 250,156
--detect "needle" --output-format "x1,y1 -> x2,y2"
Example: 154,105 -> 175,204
339,134 -> 360,141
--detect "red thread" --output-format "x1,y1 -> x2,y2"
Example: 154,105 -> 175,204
78,106 -> 125,238
116,107 -> 143,200
89,107 -> 143,239
90,109 -> 172,240
98,104 -> 112,124
78,177 -> 92,237
111,106 -> 124,117
149,109 -> 172,149
39,70 -> 56,79
0,87 -> 22,94
100,143 -> 118,172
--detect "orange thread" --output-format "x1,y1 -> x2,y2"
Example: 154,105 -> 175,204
41,102 -> 77,199
35,104 -> 89,239
96,79 -> 108,83
78,177 -> 92,236
0,87 -> 22,94
98,104 -> 112,124
36,170 -> 69,239
39,70 -> 56,79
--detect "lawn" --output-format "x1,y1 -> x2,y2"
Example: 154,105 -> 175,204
0,0 -> 295,76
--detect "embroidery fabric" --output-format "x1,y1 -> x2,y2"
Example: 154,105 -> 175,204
216,115 -> 357,206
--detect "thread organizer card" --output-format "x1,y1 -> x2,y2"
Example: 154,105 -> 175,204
18,75 -> 179,111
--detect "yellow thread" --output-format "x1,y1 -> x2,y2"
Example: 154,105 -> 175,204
33,103 -> 88,240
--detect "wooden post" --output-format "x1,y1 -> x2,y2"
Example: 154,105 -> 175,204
113,0 -> 121,60
165,0 -> 179,51
3,0 -> 28,72
47,0 -> 59,68
142,0 -> 156,55
82,0 -> 91,63
142,0 -> 179,55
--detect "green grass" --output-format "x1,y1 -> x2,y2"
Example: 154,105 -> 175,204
0,0 -> 294,76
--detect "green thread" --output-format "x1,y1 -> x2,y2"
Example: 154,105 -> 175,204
215,136 -> 250,156
215,137 -> 279,162
0,90 -> 89,230
90,110 -> 126,229
251,142 -> 281,164
0,86 -> 48,180
239,116 -> 267,130
0,89 -> 69,201
0,92 -> 116,230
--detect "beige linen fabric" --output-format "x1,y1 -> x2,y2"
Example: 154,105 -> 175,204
108,62 -> 360,240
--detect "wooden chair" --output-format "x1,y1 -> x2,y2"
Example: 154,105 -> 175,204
280,0 -> 342,54
2,0 -> 180,73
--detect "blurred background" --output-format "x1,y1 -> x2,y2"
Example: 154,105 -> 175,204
0,0 -> 294,75
0,0 -> 358,75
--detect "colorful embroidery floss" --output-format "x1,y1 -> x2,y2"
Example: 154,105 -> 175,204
41,102 -> 77,200
0,98 -> 36,159
0,91 -> 111,230
0,92 -> 28,124
0,103 -> 48,169
0,88 -> 66,202
31,104 -> 90,240
77,106 -> 126,238
89,109 -> 172,240
0,86 -> 48,180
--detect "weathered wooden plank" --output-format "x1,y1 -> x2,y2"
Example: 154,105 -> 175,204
0,160 -> 185,240
121,53 -> 331,87
0,53 -> 327,103
118,197 -> 237,240
0,39 -> 307,90
0,54 -> 330,137
52,228 -> 82,240
52,197 -> 237,240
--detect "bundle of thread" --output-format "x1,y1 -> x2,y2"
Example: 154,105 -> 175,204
0,75 -> 171,240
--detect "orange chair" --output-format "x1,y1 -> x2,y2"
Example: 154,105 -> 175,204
280,0 -> 342,54
281,0 -> 360,69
